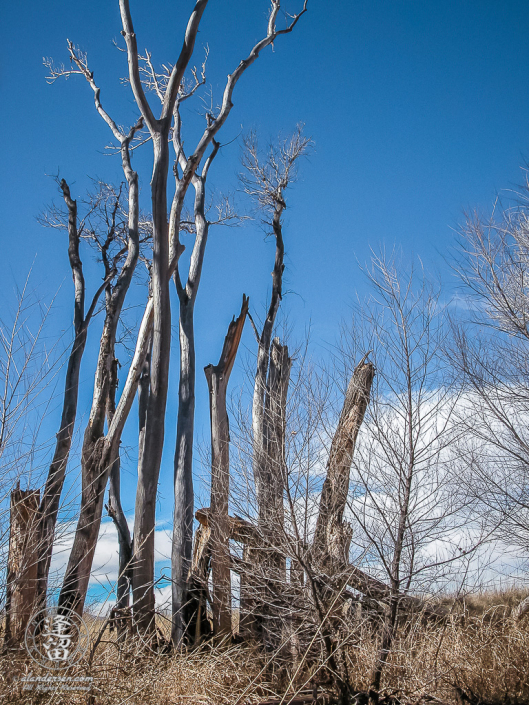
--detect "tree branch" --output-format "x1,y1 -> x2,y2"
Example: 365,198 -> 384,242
118,0 -> 157,132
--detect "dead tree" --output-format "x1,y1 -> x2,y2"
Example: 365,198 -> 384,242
204,295 -> 249,637
238,126 -> 310,646
242,337 -> 293,649
0,278 -> 57,639
58,299 -> 153,617
4,487 -> 40,649
313,358 -> 375,565
48,2 -> 206,632
163,1 -> 308,644
171,134 -> 221,644
106,356 -> 133,632
35,179 -> 113,611
46,34 -> 161,617
55,146 -> 141,619
47,0 -> 308,639
241,127 -> 311,521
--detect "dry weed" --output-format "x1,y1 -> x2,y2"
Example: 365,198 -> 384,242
1,591 -> 528,704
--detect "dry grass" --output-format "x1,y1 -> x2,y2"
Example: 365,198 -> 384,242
342,601 -> 529,704
1,590 -> 528,704
0,640 -> 276,705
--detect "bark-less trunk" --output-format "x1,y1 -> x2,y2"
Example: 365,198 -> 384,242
58,300 -> 153,616
262,339 -> 291,643
116,0 -> 307,640
244,338 -> 292,649
252,200 -> 286,511
58,122 -> 141,615
262,338 -> 292,527
243,189 -> 289,645
172,161 -> 217,641
121,0 -> 209,636
205,295 -> 249,636
168,3 -> 307,644
35,180 -> 110,611
4,488 -> 40,649
313,359 -> 375,564
171,299 -> 197,639
106,357 -> 132,628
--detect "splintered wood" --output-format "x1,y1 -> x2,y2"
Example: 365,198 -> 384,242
4,487 -> 40,648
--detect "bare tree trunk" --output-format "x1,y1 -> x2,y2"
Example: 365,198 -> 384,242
58,129 -> 142,614
171,148 -> 218,643
244,180 -> 289,648
106,357 -> 132,631
307,358 -> 374,702
58,300 -> 153,616
313,358 -> 375,564
242,175 -> 287,644
252,201 -> 286,503
118,0 -> 307,641
205,295 -> 248,637
241,339 -> 292,647
132,134 -> 173,635
261,338 -> 291,527
258,339 -> 292,651
168,3 -> 307,645
121,0 -> 209,638
4,488 -> 40,649
170,300 -> 197,642
36,179 -> 108,611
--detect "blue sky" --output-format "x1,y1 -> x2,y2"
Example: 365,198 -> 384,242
3,0 -> 529,601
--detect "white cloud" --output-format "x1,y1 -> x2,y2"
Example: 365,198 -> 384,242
48,517 -> 173,608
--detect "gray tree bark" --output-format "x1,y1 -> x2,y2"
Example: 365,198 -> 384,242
243,337 -> 292,650
58,120 -> 142,616
252,200 -> 286,510
205,295 -> 249,637
4,488 -> 40,649
122,0 -> 210,637
35,179 -> 111,612
106,356 -> 132,631
261,338 -> 292,527
172,151 -> 219,642
313,359 -> 375,564
244,167 -> 289,646
58,299 -> 153,616
169,2 -> 308,645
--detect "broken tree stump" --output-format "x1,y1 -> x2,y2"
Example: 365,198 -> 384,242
204,295 -> 248,638
4,487 -> 40,650
313,358 -> 375,565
